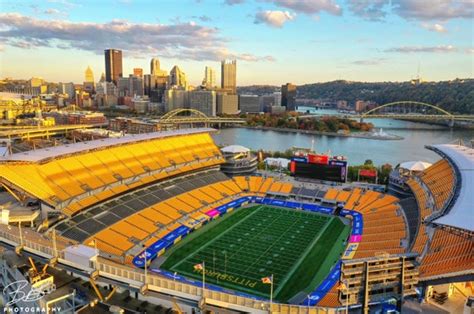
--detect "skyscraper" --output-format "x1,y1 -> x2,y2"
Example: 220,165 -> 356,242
202,66 -> 216,88
104,49 -> 123,85
133,68 -> 143,77
217,92 -> 238,115
189,90 -> 216,116
150,57 -> 167,76
129,75 -> 144,97
59,82 -> 75,99
169,66 -> 187,89
85,66 -> 94,83
221,60 -> 237,93
281,83 -> 297,111
239,95 -> 260,113
150,58 -> 160,76
84,66 -> 95,93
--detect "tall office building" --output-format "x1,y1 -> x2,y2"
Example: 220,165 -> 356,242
259,95 -> 277,113
150,58 -> 167,76
281,83 -> 297,111
117,77 -> 130,97
133,68 -> 143,77
239,95 -> 260,113
84,66 -> 95,93
221,60 -> 237,93
169,66 -> 187,89
104,49 -> 123,85
59,82 -> 76,99
129,75 -> 144,97
217,93 -> 238,115
189,90 -> 216,116
84,66 -> 94,83
164,88 -> 188,112
202,66 -> 216,88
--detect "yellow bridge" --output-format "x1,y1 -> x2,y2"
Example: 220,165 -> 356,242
301,101 -> 474,126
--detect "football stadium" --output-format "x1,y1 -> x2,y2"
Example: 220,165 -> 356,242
0,127 -> 472,313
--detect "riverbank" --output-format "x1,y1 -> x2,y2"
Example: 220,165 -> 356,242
236,125 -> 404,141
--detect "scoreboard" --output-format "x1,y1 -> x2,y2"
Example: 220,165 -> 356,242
290,154 -> 347,183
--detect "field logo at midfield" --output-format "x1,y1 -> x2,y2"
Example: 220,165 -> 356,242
193,268 -> 257,288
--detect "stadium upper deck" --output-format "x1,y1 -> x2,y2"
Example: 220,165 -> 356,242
426,144 -> 474,231
405,143 -> 473,282
0,128 -> 224,215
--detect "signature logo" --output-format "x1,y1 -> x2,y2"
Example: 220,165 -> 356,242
3,280 -> 46,306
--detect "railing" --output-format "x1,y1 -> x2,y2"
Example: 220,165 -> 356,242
0,224 -> 343,313
0,224 -> 64,259
96,258 -> 337,313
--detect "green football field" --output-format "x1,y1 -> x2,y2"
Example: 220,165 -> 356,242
161,205 -> 350,302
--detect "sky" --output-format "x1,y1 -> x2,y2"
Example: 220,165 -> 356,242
0,0 -> 473,86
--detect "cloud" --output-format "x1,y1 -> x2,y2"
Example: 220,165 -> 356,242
385,45 -> 458,53
351,58 -> 386,65
0,13 -> 273,62
393,0 -> 474,21
347,0 -> 388,21
44,8 -> 60,14
43,8 -> 68,17
264,0 -> 342,16
348,0 -> 473,22
191,15 -> 213,22
466,48 -> 474,54
224,0 -> 245,5
254,10 -> 295,27
47,0 -> 78,8
236,53 -> 276,62
420,22 -> 447,33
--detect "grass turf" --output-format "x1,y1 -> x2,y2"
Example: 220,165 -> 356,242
161,205 -> 350,302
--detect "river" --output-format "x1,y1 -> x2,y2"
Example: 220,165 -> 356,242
212,108 -> 474,166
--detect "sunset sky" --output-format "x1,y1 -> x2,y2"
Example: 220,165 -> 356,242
0,0 -> 472,85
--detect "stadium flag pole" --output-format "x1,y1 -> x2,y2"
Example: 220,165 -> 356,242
18,222 -> 23,247
143,246 -> 148,286
214,250 -> 218,284
202,261 -> 206,298
346,281 -> 349,314
224,251 -> 227,276
270,274 -> 274,311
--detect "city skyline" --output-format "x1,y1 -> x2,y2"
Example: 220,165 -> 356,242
0,0 -> 473,85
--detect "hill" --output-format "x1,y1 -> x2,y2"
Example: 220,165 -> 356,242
238,79 -> 474,114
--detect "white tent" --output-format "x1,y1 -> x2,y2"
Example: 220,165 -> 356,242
399,161 -> 432,172
221,145 -> 250,154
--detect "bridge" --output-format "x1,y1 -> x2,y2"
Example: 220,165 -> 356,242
157,108 -> 245,130
300,101 -> 474,126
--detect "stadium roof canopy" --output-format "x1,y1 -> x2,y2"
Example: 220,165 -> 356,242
0,128 -> 216,163
399,161 -> 432,172
221,145 -> 250,154
427,144 -> 474,232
